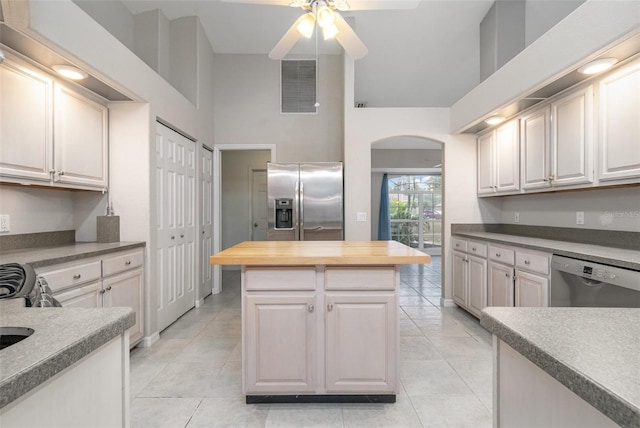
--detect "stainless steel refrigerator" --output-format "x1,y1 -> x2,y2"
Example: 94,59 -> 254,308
267,162 -> 343,241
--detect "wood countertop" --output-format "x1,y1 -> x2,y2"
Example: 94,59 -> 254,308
209,241 -> 431,266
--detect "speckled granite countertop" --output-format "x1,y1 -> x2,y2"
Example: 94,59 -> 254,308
452,231 -> 639,270
481,307 -> 640,428
0,306 -> 135,409
0,241 -> 146,268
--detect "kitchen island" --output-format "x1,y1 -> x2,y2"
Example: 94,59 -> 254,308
210,240 -> 430,403
481,307 -> 640,428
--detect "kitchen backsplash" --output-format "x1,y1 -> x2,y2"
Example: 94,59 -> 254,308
0,230 -> 75,251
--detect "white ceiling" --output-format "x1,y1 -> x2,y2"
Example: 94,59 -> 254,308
120,0 -> 495,107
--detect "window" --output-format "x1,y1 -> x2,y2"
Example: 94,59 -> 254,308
281,60 -> 317,114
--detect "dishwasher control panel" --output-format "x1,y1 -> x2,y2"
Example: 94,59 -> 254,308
552,255 -> 639,290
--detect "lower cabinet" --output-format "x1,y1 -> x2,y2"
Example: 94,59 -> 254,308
243,266 -> 398,397
37,247 -> 145,347
325,292 -> 396,393
515,270 -> 549,307
451,239 -> 487,318
488,261 -> 515,307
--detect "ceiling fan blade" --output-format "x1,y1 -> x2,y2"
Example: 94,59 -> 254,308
346,0 -> 421,10
334,14 -> 368,59
220,0 -> 293,6
269,15 -> 306,60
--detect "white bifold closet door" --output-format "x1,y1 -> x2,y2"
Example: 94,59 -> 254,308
156,122 -> 196,332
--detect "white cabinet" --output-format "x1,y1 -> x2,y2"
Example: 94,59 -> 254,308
514,249 -> 550,307
451,238 -> 487,318
242,265 -> 399,397
521,106 -> 552,190
478,120 -> 520,196
37,248 -> 145,346
487,245 -> 515,307
325,292 -> 396,393
0,56 -> 53,181
0,52 -> 108,191
598,58 -> 640,182
551,85 -> 594,187
244,293 -> 317,394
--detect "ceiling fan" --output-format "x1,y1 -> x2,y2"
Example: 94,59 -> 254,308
222,0 -> 421,60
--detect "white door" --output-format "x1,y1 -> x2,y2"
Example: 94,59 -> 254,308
495,120 -> 520,192
521,106 -> 551,190
201,147 -> 214,297
156,123 -> 196,332
515,270 -> 549,307
452,250 -> 467,306
467,255 -> 487,317
488,262 -> 514,307
477,131 -> 495,195
251,169 -> 268,241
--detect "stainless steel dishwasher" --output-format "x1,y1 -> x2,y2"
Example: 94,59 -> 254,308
550,255 -> 640,307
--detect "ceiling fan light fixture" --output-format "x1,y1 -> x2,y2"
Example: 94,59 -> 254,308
316,4 -> 336,28
322,22 -> 339,40
296,13 -> 316,38
578,57 -> 619,75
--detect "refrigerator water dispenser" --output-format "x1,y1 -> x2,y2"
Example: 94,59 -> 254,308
275,198 -> 293,229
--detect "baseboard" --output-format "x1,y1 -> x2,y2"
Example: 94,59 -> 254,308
138,332 -> 160,348
195,297 -> 205,308
441,298 -> 457,307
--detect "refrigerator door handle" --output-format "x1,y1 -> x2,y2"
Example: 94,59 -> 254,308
299,180 -> 304,241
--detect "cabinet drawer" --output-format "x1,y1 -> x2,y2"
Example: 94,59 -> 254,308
102,250 -> 144,277
516,250 -> 550,275
489,246 -> 515,265
53,281 -> 101,308
452,238 -> 467,252
468,241 -> 487,257
244,267 -> 316,291
325,267 -> 396,291
37,260 -> 102,293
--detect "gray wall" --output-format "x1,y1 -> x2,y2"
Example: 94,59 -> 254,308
499,187 -> 640,232
525,0 -> 585,46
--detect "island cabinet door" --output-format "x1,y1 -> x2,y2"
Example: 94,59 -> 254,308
244,294 -> 317,394
324,292 -> 397,393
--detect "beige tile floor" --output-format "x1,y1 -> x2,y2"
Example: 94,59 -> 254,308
130,257 -> 494,427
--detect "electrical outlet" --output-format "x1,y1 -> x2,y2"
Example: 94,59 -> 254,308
0,215 -> 9,233
576,211 -> 585,225
514,212 -> 520,223
356,212 -> 367,223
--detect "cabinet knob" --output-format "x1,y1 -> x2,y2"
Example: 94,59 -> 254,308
496,253 -> 501,257
180,234 -> 185,238
73,274 -> 81,280
106,286 -> 112,291
524,259 -> 531,265
327,303 -> 334,311
125,260 -> 132,265
308,304 -> 314,313
100,289 -> 106,294
472,247 -> 476,251
59,171 -> 65,176
505,272 -> 510,277
171,236 -> 175,240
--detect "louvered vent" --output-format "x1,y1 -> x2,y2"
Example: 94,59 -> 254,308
281,60 -> 317,114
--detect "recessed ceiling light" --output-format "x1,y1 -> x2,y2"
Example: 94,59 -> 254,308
485,116 -> 506,126
52,64 -> 89,80
577,57 -> 619,75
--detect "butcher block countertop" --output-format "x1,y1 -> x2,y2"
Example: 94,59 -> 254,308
209,241 -> 431,266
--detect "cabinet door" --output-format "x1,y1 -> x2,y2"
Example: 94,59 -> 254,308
477,131 -> 495,195
598,60 -> 640,182
53,281 -> 101,308
488,262 -> 514,307
521,106 -> 551,190
495,120 -> 520,192
551,86 -> 594,187
244,294 -> 317,394
0,59 -> 53,181
515,270 -> 549,307
102,268 -> 144,346
467,255 -> 487,317
325,292 -> 397,393
452,250 -> 468,306
53,83 -> 108,189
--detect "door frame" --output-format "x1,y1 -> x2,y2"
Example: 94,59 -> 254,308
213,144 -> 276,294
249,167 -> 268,241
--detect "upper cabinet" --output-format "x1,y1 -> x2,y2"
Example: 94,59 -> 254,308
478,120 -> 520,195
479,57 -> 639,197
598,58 -> 640,182
0,52 -> 108,191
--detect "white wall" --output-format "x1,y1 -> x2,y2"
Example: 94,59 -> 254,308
221,150 -> 270,254
525,0 -> 585,46
499,187 -> 640,232
73,0 -> 135,51
0,187 -> 75,235
213,54 -> 343,162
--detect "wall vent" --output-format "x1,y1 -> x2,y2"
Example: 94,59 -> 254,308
281,59 -> 317,114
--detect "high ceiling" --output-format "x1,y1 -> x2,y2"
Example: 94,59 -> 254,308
120,0 -> 495,107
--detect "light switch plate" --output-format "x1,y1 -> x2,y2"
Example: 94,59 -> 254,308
0,215 -> 9,232
576,211 -> 584,225
356,212 -> 367,222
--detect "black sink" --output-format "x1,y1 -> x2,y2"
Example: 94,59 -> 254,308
0,327 -> 34,350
